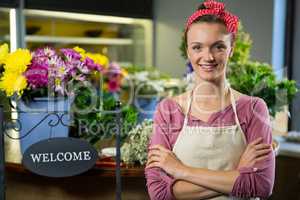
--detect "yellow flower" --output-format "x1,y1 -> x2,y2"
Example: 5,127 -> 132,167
85,53 -> 109,68
73,46 -> 86,55
91,71 -> 101,80
73,46 -> 87,60
73,46 -> 109,68
55,79 -> 61,86
121,68 -> 128,77
59,67 -> 65,74
0,43 -> 9,65
4,49 -> 32,74
0,72 -> 27,97
103,82 -> 108,91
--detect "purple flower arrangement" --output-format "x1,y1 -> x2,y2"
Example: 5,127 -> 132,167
22,47 -> 125,97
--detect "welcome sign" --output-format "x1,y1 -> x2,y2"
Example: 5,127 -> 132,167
22,137 -> 98,177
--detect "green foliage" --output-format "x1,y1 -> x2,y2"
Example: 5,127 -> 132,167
71,87 -> 138,145
227,61 -> 298,116
0,91 -> 10,120
124,65 -> 171,80
230,24 -> 252,64
227,24 -> 298,117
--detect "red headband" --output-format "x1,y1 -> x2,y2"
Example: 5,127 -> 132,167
185,0 -> 239,36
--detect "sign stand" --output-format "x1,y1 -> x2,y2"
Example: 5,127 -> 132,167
115,101 -> 122,200
0,100 -> 124,200
0,105 -> 6,200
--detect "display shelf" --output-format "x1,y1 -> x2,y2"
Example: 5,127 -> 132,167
1,8 -> 153,66
2,35 -> 133,45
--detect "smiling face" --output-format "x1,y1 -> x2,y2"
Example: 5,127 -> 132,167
186,22 -> 233,84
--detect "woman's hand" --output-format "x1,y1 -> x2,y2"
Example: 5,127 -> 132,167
237,137 -> 272,169
146,144 -> 186,179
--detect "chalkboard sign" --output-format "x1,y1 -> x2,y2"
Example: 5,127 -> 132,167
22,137 -> 98,177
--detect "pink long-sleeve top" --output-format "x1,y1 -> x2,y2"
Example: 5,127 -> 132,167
145,95 -> 275,200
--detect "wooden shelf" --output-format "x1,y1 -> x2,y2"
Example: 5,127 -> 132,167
2,35 -> 133,45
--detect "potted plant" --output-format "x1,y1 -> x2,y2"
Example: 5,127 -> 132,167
227,26 -> 298,118
65,59 -> 138,154
0,44 -> 107,153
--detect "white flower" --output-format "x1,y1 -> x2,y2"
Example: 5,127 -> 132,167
148,80 -> 164,93
121,119 -> 153,165
134,71 -> 149,82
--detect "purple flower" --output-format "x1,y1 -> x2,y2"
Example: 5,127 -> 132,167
84,57 -> 103,72
48,56 -> 65,78
64,61 -> 79,76
64,59 -> 88,75
25,61 -> 48,89
80,65 -> 90,74
22,46 -> 116,96
46,56 -> 70,94
60,48 -> 81,60
33,47 -> 56,58
74,74 -> 86,82
105,62 -> 122,79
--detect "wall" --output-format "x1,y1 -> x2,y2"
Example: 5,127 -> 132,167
153,0 -> 274,78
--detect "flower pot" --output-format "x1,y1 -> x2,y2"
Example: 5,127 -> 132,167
18,97 -> 72,154
135,96 -> 158,123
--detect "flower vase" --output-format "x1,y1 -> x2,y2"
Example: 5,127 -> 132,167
18,97 -> 72,154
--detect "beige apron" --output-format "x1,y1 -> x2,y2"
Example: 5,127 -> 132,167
173,87 -> 257,200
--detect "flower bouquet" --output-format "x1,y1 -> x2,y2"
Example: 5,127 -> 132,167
0,44 -> 110,99
0,43 -> 132,153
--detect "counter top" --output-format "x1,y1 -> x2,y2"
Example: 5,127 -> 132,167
5,132 -> 300,178
4,130 -> 145,178
275,136 -> 300,158
5,161 -> 145,177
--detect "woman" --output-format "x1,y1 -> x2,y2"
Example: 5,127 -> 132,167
145,0 -> 275,199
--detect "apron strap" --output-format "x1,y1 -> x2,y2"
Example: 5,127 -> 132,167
229,87 -> 241,127
184,81 -> 245,141
228,85 -> 247,144
183,91 -> 193,126
228,86 -> 247,144
185,84 -> 237,127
